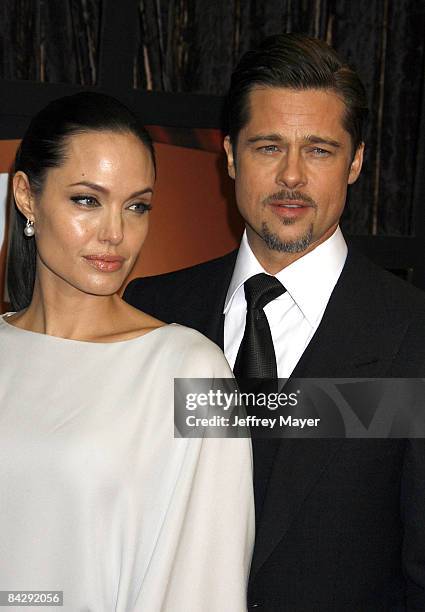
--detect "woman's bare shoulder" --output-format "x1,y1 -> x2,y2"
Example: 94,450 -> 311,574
97,301 -> 166,342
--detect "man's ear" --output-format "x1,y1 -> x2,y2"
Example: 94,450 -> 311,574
13,171 -> 36,220
223,136 -> 236,180
348,142 -> 364,185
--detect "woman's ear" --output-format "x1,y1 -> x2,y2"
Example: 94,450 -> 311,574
13,172 -> 36,220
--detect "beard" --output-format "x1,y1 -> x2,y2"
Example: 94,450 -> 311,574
258,189 -> 317,254
261,221 -> 314,253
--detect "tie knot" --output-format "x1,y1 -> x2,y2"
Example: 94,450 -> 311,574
244,273 -> 285,311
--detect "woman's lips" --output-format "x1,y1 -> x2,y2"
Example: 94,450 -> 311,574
83,254 -> 125,272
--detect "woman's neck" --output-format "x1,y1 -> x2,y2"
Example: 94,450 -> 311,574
12,277 -> 125,341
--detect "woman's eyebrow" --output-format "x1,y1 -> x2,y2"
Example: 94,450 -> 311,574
68,181 -> 109,193
68,181 -> 153,198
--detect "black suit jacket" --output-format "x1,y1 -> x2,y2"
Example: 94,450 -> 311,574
124,247 -> 425,611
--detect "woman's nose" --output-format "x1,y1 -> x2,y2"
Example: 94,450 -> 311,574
98,211 -> 124,246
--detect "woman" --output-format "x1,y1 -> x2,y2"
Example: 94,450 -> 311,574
0,93 -> 254,611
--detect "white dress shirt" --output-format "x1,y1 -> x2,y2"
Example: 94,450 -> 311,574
223,227 -> 348,377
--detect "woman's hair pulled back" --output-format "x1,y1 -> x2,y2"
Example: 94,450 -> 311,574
8,92 -> 155,311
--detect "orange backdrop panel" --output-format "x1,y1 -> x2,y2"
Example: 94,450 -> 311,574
129,142 -> 243,281
0,139 -> 243,311
0,140 -> 20,172
0,140 -> 20,311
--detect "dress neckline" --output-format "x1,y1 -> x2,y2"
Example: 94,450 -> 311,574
0,313 -> 175,347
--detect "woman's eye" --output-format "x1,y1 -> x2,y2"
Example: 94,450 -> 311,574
70,195 -> 100,207
128,202 -> 152,214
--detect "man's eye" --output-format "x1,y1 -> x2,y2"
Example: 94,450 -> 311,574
70,195 -> 99,207
128,202 -> 152,214
311,147 -> 331,157
259,145 -> 279,154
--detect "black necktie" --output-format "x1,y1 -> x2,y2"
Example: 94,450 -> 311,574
233,273 -> 285,386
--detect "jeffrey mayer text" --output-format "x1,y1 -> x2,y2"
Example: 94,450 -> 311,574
186,415 -> 321,429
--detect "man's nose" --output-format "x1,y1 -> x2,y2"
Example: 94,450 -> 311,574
275,151 -> 306,189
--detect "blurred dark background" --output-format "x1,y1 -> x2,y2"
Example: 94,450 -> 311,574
0,0 -> 424,287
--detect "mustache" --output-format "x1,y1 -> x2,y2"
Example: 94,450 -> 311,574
263,190 -> 317,208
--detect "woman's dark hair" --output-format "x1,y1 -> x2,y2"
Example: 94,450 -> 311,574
8,91 -> 155,311
227,33 -> 368,156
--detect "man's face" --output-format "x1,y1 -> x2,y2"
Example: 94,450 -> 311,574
224,87 -> 364,272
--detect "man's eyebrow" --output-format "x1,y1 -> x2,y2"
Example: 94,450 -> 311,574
246,134 -> 283,144
304,134 -> 342,148
68,181 -> 153,199
245,134 -> 342,148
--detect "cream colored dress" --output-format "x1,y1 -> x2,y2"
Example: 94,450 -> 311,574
0,315 -> 254,611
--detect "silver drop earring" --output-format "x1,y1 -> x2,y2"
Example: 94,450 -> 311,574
24,218 -> 35,237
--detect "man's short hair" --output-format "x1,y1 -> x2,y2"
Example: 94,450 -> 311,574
227,33 -> 368,155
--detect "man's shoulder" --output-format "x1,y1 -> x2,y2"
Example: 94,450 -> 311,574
342,248 -> 425,370
123,250 -> 238,322
345,246 -> 425,313
125,250 -> 237,294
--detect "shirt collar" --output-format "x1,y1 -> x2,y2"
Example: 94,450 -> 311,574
224,227 -> 347,326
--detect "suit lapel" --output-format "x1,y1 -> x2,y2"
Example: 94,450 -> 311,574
250,438 -> 343,577
202,251 -> 237,349
250,248 -> 410,579
291,248 -> 410,378
204,312 -> 225,350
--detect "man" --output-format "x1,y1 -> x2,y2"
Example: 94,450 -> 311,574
124,34 -> 425,611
